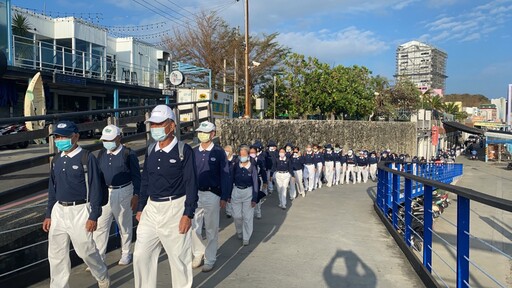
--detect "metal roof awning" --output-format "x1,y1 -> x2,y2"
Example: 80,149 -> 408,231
442,121 -> 484,135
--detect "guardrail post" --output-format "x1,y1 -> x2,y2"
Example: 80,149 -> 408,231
456,195 -> 470,288
208,101 -> 213,123
404,177 -> 412,247
423,184 -> 433,272
174,106 -> 181,141
377,168 -> 382,211
48,123 -> 55,167
145,112 -> 151,144
193,103 -> 199,130
392,173 -> 399,230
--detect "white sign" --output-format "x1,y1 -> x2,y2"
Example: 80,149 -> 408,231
169,70 -> 184,86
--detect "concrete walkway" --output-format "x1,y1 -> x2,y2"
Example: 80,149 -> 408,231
31,181 -> 422,288
430,157 -> 512,288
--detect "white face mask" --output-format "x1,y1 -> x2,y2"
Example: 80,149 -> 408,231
269,147 -> 276,152
250,153 -> 257,158
279,153 -> 286,158
306,147 -> 312,152
197,132 -> 211,143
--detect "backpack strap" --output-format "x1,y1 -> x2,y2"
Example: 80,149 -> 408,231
178,141 -> 185,162
146,141 -> 184,162
81,150 -> 90,203
147,142 -> 157,158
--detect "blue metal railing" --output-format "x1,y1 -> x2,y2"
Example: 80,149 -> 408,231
376,162 -> 512,288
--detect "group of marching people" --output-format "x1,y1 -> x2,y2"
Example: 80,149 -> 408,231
222,141 -> 386,218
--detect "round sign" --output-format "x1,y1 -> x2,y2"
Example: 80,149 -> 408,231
169,70 -> 184,86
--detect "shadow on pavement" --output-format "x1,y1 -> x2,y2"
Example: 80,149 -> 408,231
192,190 -> 292,287
323,249 -> 377,288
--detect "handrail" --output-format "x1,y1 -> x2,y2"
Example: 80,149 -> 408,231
376,161 -> 512,288
0,100 -> 211,125
377,162 -> 512,212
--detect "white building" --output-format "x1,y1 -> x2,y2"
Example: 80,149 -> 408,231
11,6 -> 170,88
464,107 -> 480,116
491,97 -> 507,122
395,41 -> 448,91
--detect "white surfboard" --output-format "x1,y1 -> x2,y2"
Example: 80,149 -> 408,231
24,72 -> 46,131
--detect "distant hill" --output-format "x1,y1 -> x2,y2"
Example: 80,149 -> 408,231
444,94 -> 490,107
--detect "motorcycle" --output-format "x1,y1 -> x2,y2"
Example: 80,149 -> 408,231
0,124 -> 30,149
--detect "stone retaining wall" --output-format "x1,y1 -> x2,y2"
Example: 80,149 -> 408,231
215,119 -> 417,154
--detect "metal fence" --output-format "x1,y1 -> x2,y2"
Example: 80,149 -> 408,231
0,100 -> 212,283
376,162 -> 512,287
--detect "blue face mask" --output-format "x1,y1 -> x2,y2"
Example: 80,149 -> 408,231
103,141 -> 118,151
150,126 -> 168,142
55,139 -> 73,152
240,156 -> 249,163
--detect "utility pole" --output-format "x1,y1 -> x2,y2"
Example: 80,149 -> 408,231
243,0 -> 251,118
223,58 -> 226,92
234,48 -> 238,112
273,75 -> 277,119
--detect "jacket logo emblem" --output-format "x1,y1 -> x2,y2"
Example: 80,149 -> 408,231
72,165 -> 79,169
170,159 -> 177,163
210,157 -> 216,161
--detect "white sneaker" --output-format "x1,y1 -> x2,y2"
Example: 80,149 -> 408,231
85,266 -> 91,272
98,277 -> 111,288
192,255 -> 204,268
255,213 -> 262,219
118,254 -> 132,266
243,240 -> 249,246
202,264 -> 214,272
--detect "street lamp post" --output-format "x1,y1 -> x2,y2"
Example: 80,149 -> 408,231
243,0 -> 251,118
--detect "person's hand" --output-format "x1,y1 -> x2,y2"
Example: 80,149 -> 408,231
227,198 -> 231,203
131,195 -> 139,212
179,216 -> 192,234
42,218 -> 51,232
220,200 -> 227,209
262,183 -> 268,190
136,211 -> 142,222
251,201 -> 256,208
85,220 -> 97,232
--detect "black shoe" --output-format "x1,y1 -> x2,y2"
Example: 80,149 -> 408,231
226,214 -> 232,218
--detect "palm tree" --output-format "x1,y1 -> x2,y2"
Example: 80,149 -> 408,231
12,13 -> 31,37
429,95 -> 445,112
443,102 -> 460,115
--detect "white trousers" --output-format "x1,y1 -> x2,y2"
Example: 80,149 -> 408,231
324,161 -> 335,187
226,202 -> 233,216
314,163 -> 323,189
133,197 -> 192,288
357,166 -> 369,183
275,172 -> 291,207
369,163 -> 378,181
304,164 -> 315,191
290,169 -> 305,198
191,191 -> 220,266
48,203 -> 108,288
231,186 -> 254,241
346,164 -> 356,184
334,162 -> 342,185
340,163 -> 347,185
94,184 -> 134,260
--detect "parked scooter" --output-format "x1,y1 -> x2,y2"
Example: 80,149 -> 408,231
470,150 -> 478,160
0,124 -> 30,149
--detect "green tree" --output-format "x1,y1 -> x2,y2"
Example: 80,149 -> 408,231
12,13 -> 31,37
388,77 -> 421,120
443,102 -> 460,115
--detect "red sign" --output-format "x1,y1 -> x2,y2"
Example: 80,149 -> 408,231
432,126 -> 439,146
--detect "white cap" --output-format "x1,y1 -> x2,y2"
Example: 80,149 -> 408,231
196,121 -> 216,133
145,105 -> 176,124
100,124 -> 121,141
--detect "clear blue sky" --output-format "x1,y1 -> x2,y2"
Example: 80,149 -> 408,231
12,0 -> 512,99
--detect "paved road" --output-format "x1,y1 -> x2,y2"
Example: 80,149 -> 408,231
31,181 -> 423,288
430,157 -> 512,288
